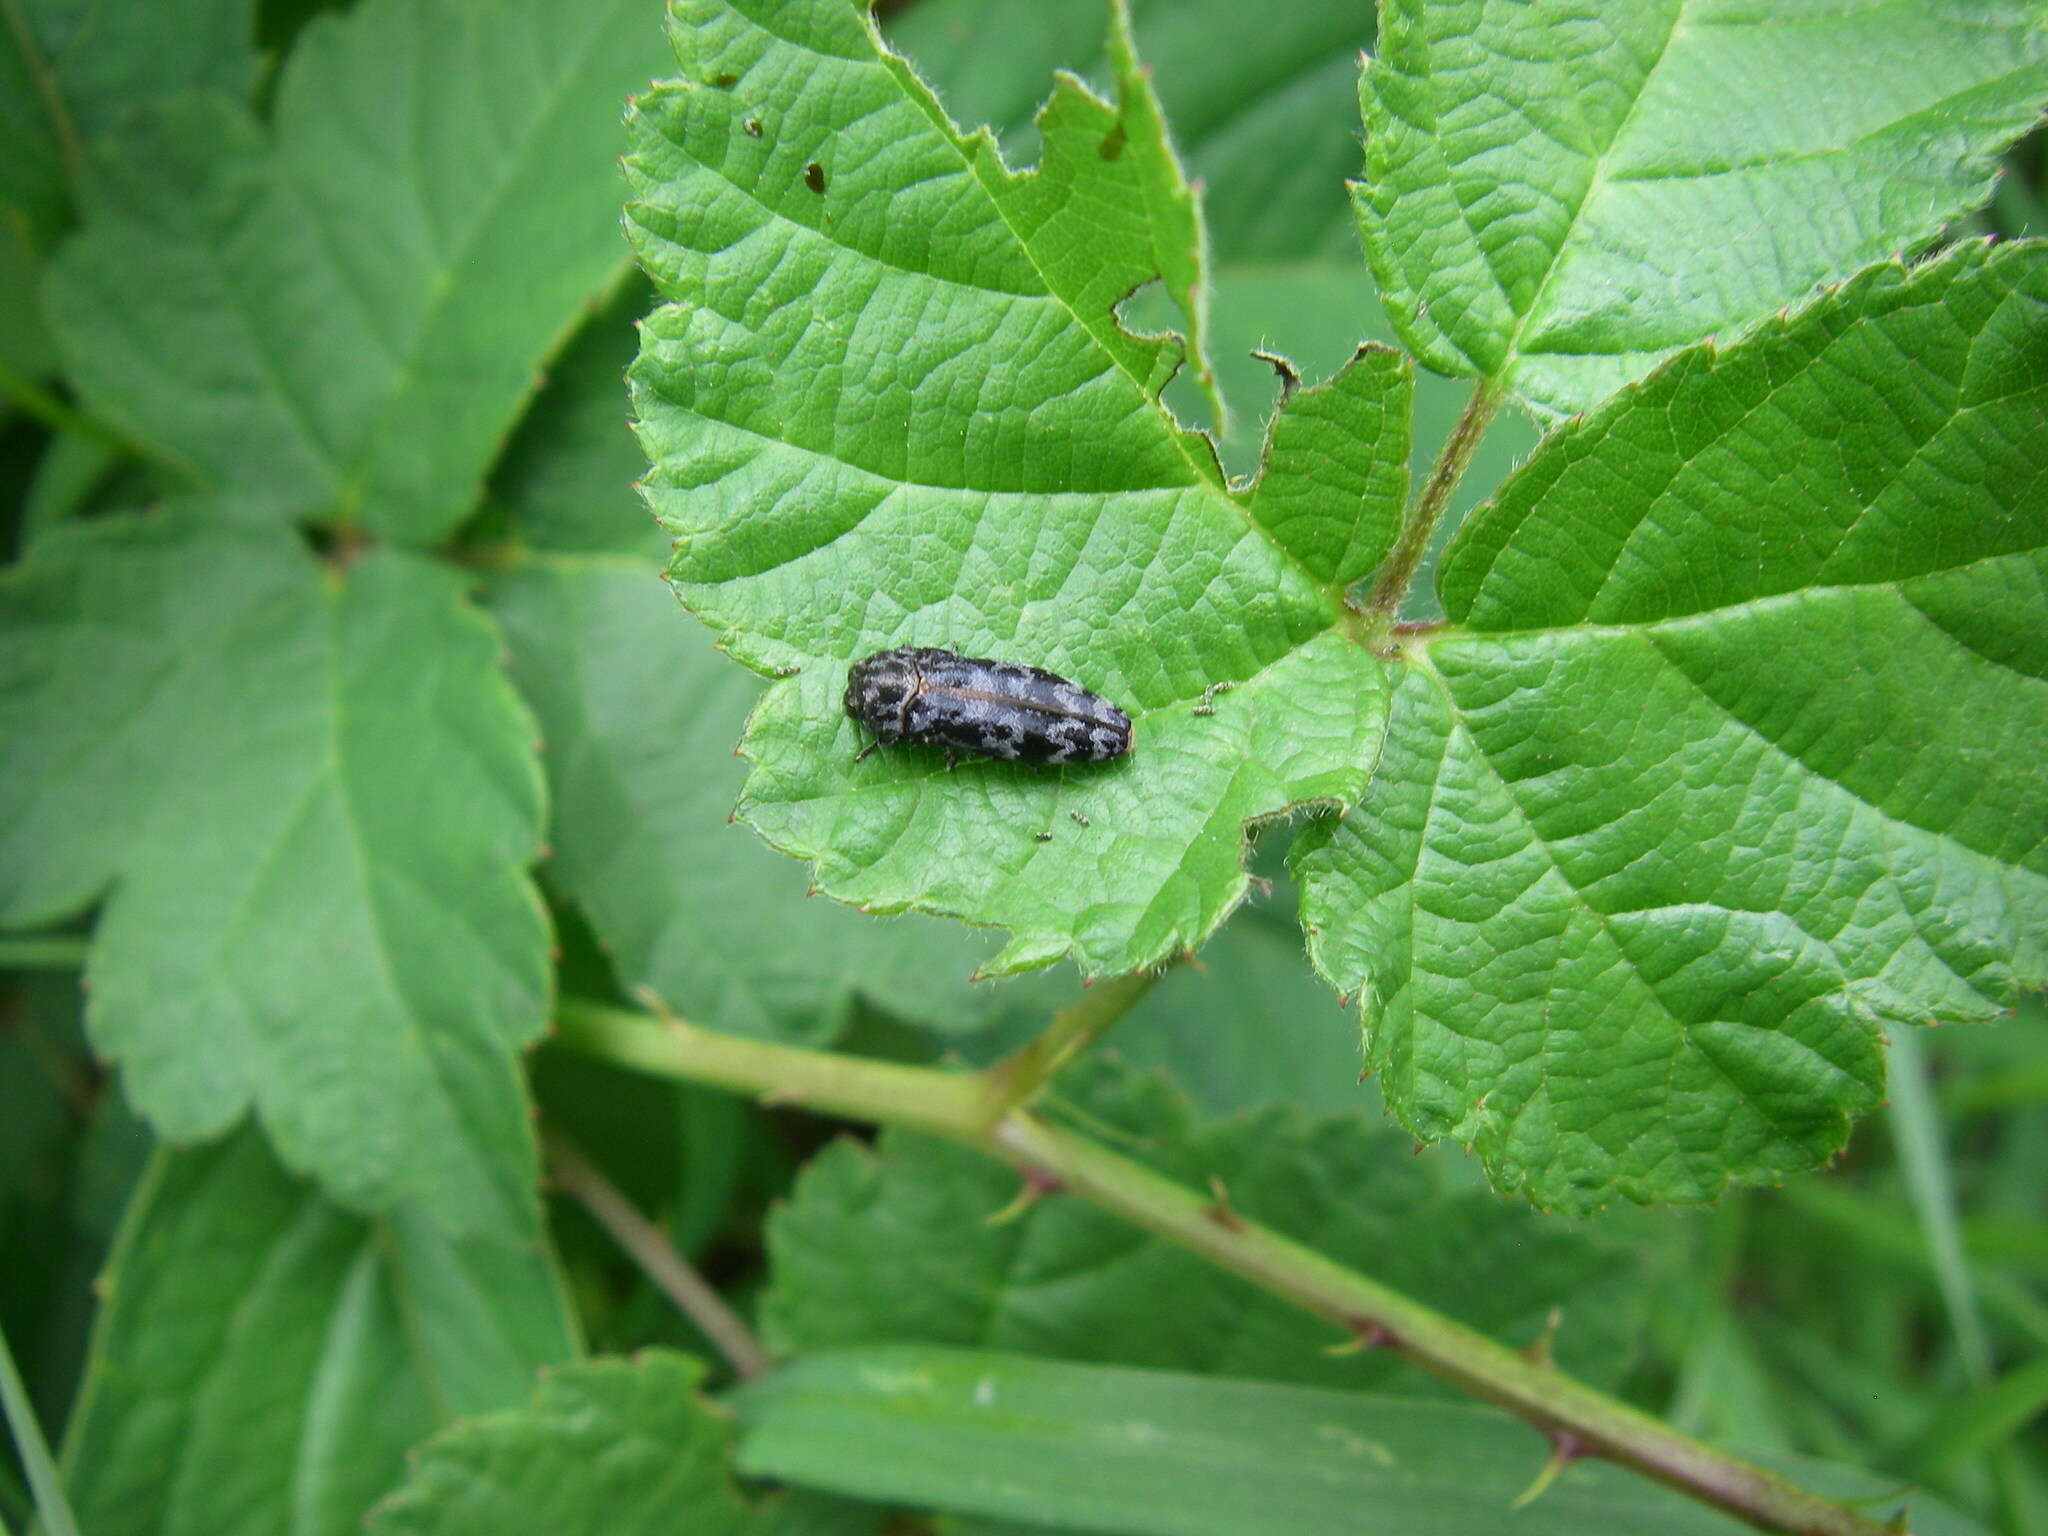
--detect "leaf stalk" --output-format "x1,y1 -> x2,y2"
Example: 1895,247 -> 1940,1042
980,967 -> 1165,1124
1364,379 -> 1502,621
553,998 -> 1899,1536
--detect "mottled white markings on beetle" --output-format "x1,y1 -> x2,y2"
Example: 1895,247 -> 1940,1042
844,647 -> 1132,766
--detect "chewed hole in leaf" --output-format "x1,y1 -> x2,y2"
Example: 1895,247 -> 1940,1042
623,0 -> 1407,977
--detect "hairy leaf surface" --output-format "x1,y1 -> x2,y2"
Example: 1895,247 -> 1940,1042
0,513 -> 550,1239
62,1127 -> 576,1536
890,0 -> 1374,261
628,0 -> 1403,976
1297,243 -> 2048,1212
1359,0 -> 2048,417
41,0 -> 666,539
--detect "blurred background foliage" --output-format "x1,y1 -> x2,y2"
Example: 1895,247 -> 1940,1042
1,0 -> 2043,1531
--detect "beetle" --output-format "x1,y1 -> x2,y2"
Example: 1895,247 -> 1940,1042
844,646 -> 1131,766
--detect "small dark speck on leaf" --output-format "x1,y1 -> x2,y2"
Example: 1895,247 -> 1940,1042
804,161 -> 826,194
1033,831 -> 1054,843
743,117 -> 763,137
1098,120 -> 1127,160
709,72 -> 738,88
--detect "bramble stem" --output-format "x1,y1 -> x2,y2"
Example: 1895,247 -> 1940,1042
551,999 -> 1896,1536
1365,380 -> 1502,620
556,999 -> 989,1142
981,968 -> 1164,1122
544,1131 -> 771,1380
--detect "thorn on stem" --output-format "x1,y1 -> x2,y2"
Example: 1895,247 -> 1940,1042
1509,1430 -> 1586,1510
1324,1319 -> 1391,1356
984,1167 -> 1064,1227
632,984 -> 679,1024
1522,1306 -> 1563,1369
1203,1176 -> 1244,1232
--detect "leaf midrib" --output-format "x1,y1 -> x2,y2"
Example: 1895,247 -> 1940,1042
338,0 -> 642,526
1407,660 -> 1870,1196
1493,2 -> 1689,386
1420,618 -> 2038,979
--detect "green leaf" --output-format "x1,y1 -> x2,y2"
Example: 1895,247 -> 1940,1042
365,1350 -> 868,1536
733,1345 -> 1989,1536
763,1059 -> 1643,1393
1244,344 -> 1409,587
1358,0 -> 2048,418
491,558 -> 1061,1043
1105,896 -> 1373,1118
1296,243 -> 2048,1212
20,433 -> 120,540
1896,1352 -> 2048,1476
1097,1 -> 1220,431
0,512 -> 550,1239
488,283 -> 670,561
0,0 -> 255,242
1199,262 -> 1540,621
41,0 -> 667,540
1888,1030 -> 1995,1377
628,0 -> 1401,977
61,1127 -> 577,1536
0,0 -> 256,375
887,0 -> 1374,260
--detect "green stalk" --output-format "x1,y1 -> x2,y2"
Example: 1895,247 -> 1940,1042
0,360 -> 135,455
553,998 -> 1896,1536
0,1321 -> 80,1536
981,968 -> 1164,1121
0,936 -> 90,970
556,1000 -> 991,1140
1364,380 -> 1501,621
